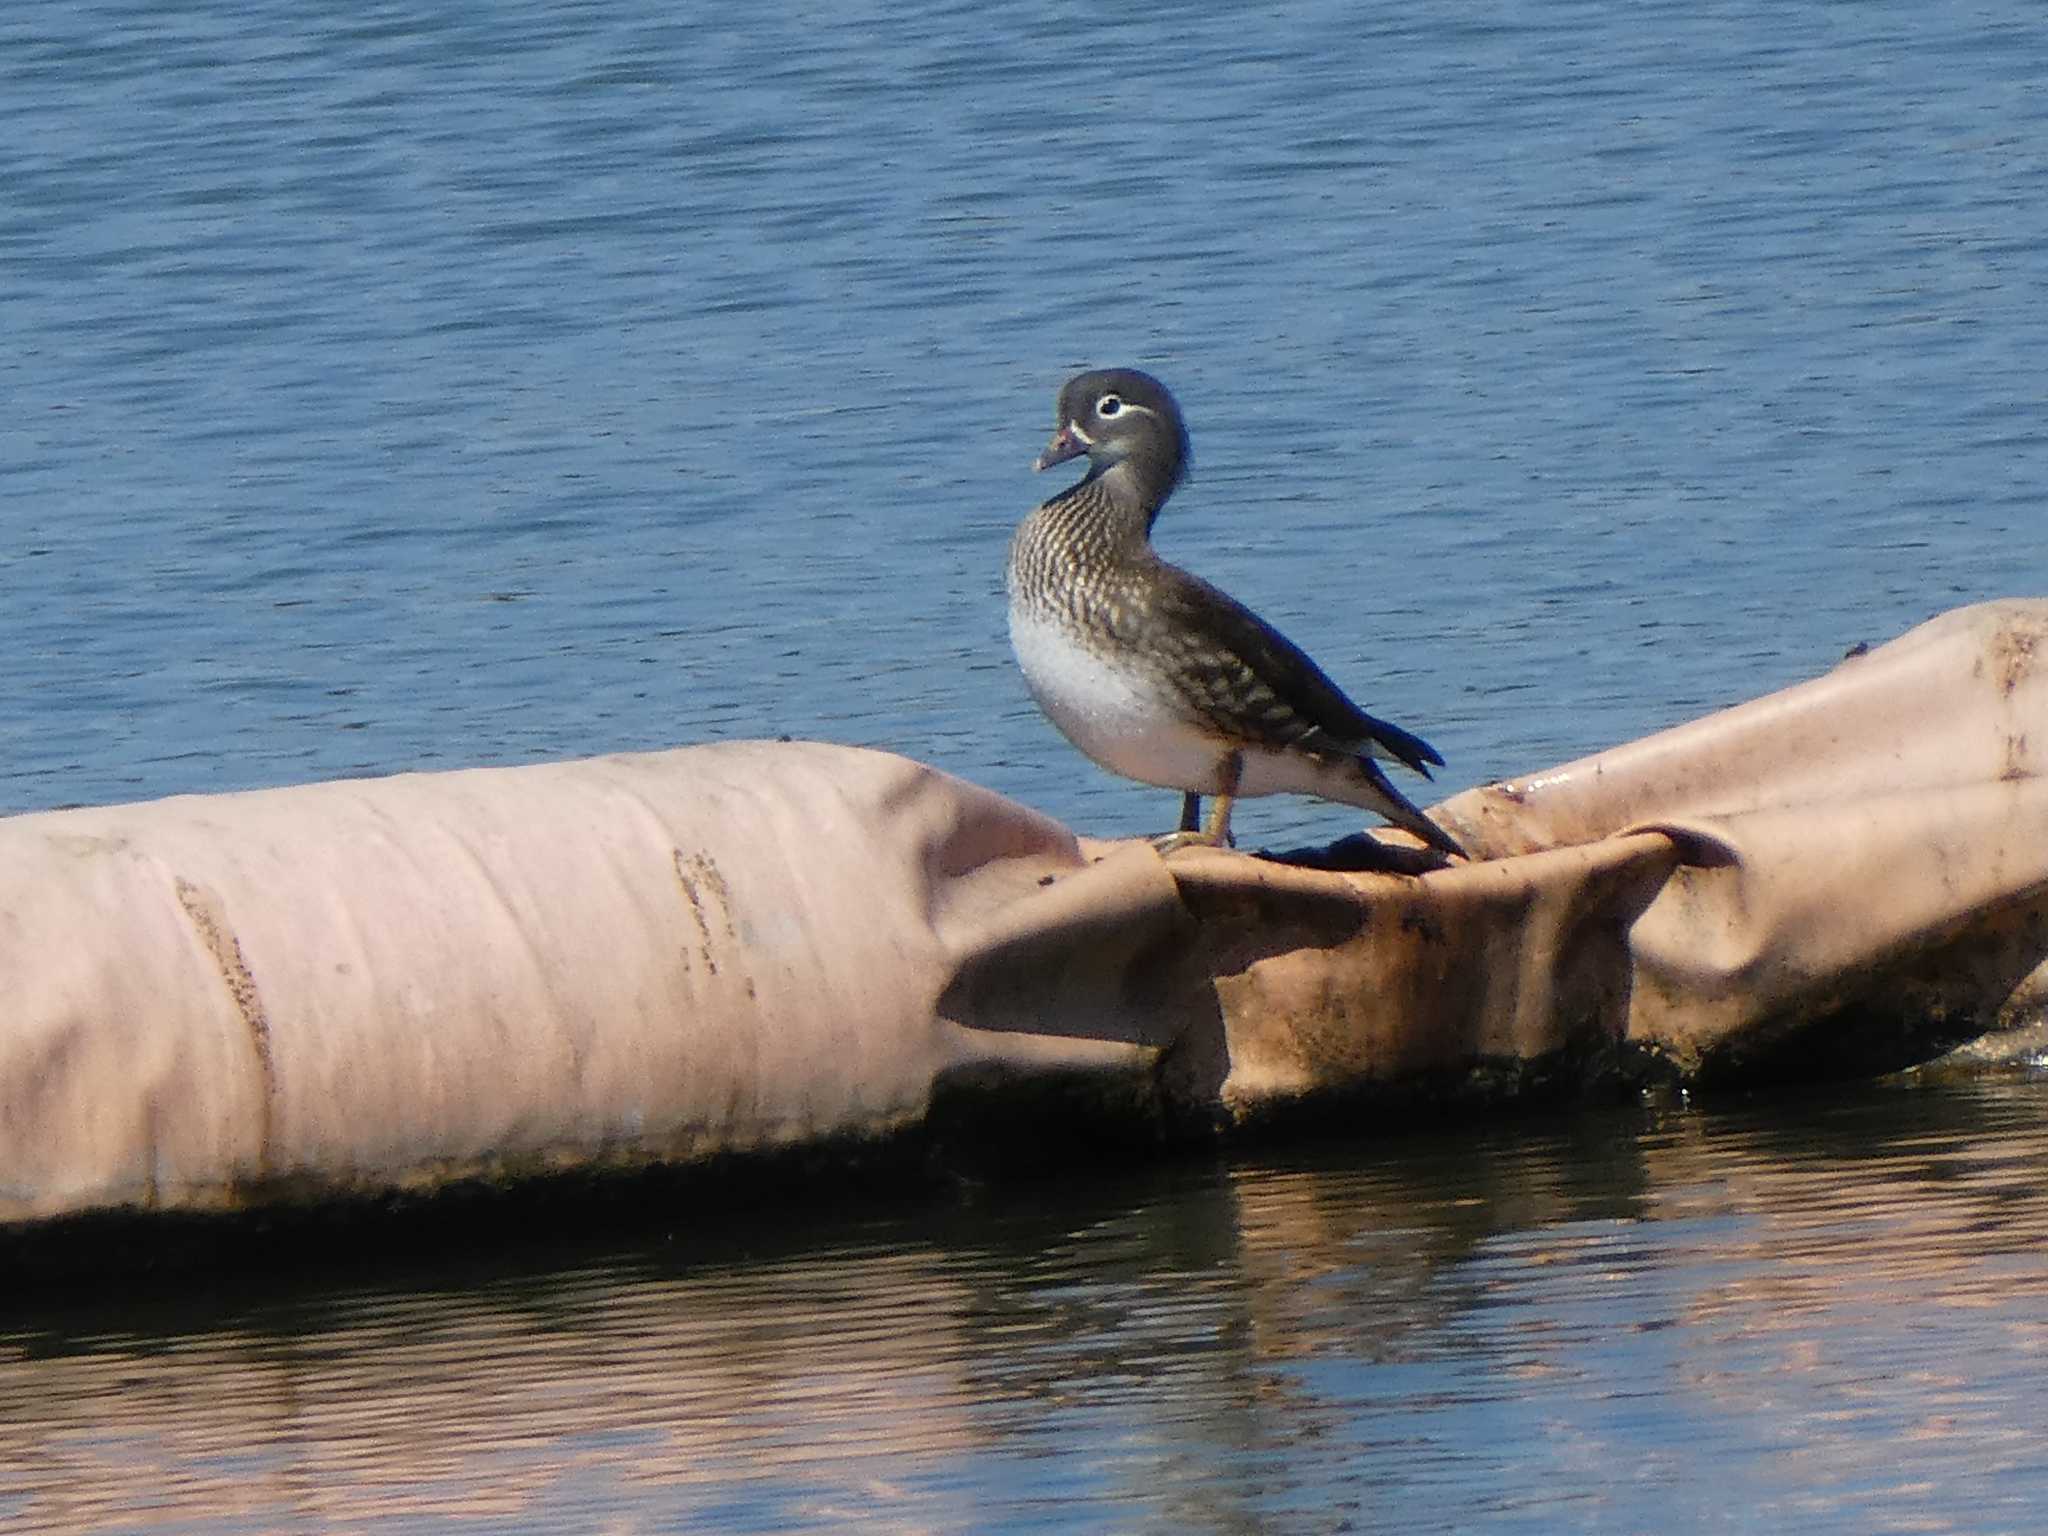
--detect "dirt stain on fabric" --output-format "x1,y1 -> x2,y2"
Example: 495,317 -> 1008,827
174,877 -> 276,1179
673,850 -> 740,977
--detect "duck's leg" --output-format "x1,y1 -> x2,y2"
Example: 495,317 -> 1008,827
1153,753 -> 1242,854
1201,780 -> 1237,847
1178,792 -> 1202,833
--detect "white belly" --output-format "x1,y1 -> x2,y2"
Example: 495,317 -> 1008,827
1009,607 -> 1226,791
1008,606 -> 1381,804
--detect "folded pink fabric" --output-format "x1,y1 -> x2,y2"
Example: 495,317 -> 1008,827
3,601 -> 2041,1222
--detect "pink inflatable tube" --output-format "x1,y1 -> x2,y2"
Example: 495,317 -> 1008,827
3,600 -> 2044,1224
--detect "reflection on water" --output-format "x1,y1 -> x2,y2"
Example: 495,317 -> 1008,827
6,1079 -> 2048,1532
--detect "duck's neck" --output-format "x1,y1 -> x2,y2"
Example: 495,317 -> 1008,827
1052,446 -> 1185,550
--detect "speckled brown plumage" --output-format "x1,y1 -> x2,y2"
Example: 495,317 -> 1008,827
1006,367 -> 1463,858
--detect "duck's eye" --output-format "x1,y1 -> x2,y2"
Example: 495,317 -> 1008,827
1096,393 -> 1124,418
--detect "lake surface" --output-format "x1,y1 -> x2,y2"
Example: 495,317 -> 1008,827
6,1079 -> 2048,1533
6,0 -> 2048,1528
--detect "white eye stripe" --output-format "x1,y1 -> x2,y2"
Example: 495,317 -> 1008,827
1057,397 -> 1156,457
1092,394 -> 1156,424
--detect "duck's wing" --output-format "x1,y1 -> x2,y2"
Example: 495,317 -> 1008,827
1145,565 -> 1446,779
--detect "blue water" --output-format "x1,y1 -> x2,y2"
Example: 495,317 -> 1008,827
6,0 -> 2040,839
5,0 -> 2048,1528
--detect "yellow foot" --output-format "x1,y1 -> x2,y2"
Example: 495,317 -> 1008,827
1151,828 -> 1233,855
1154,783 -> 1237,854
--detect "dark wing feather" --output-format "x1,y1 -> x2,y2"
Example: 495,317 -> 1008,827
1144,564 -> 1445,779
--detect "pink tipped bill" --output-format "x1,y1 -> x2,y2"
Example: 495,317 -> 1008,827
1033,420 -> 1089,472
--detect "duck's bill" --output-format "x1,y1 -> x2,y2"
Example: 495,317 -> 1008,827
1033,422 -> 1087,471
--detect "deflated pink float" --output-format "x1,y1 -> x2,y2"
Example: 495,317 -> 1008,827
3,600 -> 2044,1225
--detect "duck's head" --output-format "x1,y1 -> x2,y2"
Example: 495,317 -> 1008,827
1033,367 -> 1191,501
